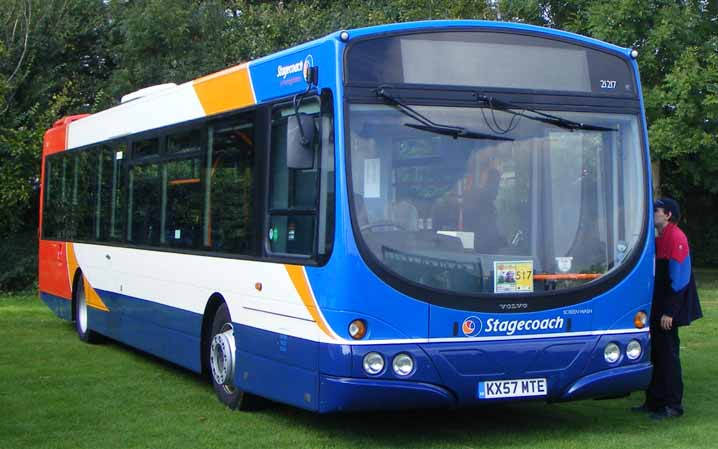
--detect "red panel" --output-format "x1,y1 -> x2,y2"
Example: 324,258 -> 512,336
38,240 -> 71,299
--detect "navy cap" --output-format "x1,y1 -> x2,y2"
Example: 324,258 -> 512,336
654,198 -> 680,220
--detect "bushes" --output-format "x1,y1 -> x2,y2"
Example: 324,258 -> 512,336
0,230 -> 37,293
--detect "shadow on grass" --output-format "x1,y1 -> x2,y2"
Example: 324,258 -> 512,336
265,400 -> 635,443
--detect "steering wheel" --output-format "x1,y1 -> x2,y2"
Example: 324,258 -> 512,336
360,221 -> 408,232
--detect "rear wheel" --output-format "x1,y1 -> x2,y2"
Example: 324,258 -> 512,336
209,303 -> 261,410
74,274 -> 102,344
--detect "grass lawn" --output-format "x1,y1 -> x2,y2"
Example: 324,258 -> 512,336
1,270 -> 716,449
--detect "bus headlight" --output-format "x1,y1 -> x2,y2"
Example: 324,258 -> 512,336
392,353 -> 414,377
363,352 -> 385,375
626,340 -> 642,360
604,342 -> 621,363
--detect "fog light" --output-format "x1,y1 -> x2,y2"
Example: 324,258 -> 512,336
634,311 -> 647,329
392,353 -> 414,377
626,340 -> 642,360
604,342 -> 621,363
363,352 -> 384,375
349,319 -> 367,340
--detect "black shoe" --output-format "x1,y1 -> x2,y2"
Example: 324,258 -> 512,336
650,406 -> 683,420
631,403 -> 655,413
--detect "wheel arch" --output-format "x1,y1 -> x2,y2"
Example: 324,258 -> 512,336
70,268 -> 83,322
201,293 -> 227,377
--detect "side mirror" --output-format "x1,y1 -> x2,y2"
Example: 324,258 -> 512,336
286,113 -> 316,169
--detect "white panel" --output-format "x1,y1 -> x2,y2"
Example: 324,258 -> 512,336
66,82 -> 205,149
72,244 -> 320,341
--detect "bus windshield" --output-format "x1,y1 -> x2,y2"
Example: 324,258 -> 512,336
348,104 -> 645,296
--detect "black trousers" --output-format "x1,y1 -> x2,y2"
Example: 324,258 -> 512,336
646,323 -> 683,411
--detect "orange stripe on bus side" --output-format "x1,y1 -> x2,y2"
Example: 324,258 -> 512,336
285,265 -> 335,339
192,64 -> 255,116
67,243 -> 110,312
83,277 -> 110,312
66,243 -> 80,292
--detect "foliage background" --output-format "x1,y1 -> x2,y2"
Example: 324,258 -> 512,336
1,0 -> 716,291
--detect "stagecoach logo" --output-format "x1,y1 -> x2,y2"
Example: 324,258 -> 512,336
461,316 -> 483,337
276,54 -> 314,80
462,316 -> 566,337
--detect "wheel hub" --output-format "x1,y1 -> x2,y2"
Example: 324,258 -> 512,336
210,327 -> 236,386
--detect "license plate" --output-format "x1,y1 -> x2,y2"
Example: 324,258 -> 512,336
478,378 -> 548,399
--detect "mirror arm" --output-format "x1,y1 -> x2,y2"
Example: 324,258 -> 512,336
292,66 -> 319,146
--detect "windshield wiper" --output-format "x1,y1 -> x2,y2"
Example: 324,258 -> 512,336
476,94 -> 618,132
376,87 -> 514,141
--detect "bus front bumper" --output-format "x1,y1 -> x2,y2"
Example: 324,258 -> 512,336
318,362 -> 651,412
560,362 -> 652,401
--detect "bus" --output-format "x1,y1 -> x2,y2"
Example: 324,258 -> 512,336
39,20 -> 653,413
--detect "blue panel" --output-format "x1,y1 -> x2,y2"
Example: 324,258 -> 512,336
249,41 -> 338,104
235,324 -> 318,372
319,343 -> 352,377
40,292 -> 72,321
235,350 -> 319,412
88,290 -> 203,373
319,375 -> 455,413
97,289 -> 202,338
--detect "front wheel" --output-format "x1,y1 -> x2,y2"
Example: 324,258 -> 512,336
209,303 -> 261,410
74,274 -> 102,344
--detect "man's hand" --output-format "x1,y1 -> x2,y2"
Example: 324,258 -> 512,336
660,314 -> 673,331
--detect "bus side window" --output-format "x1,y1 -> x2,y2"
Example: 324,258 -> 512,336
42,154 -> 62,240
268,99 -> 320,256
98,144 -> 126,242
128,138 -> 161,246
207,112 -> 256,255
164,129 -> 204,249
74,150 -> 98,241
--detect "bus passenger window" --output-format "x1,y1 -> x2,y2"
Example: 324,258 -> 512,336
42,154 -> 64,240
74,150 -> 98,241
128,162 -> 161,246
207,113 -> 256,255
98,145 -> 125,242
165,157 -> 203,249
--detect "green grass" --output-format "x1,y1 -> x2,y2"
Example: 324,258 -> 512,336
1,270 -> 717,449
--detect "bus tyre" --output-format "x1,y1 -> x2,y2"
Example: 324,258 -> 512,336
74,274 -> 102,344
209,303 -> 261,411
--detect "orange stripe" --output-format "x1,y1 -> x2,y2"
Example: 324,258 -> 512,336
83,277 -> 110,312
534,273 -> 602,280
66,243 -> 80,291
285,265 -> 334,339
193,64 -> 255,116
168,178 -> 200,185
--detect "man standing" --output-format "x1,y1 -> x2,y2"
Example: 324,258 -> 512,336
635,198 -> 703,419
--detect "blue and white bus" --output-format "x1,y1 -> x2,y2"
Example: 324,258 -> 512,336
39,20 -> 653,412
